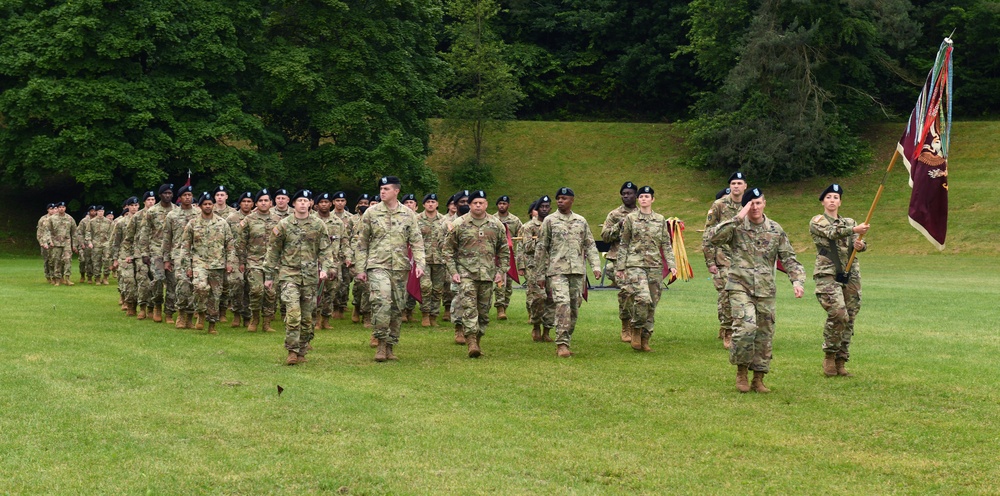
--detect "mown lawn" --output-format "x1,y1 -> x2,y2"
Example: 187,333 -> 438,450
1,254 -> 997,494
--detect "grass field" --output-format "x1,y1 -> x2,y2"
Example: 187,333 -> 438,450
2,254 -> 998,494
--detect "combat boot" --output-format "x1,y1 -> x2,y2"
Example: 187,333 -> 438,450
322,315 -> 332,330
369,335 -> 379,348
631,325 -> 643,351
231,314 -> 242,328
136,305 -> 147,320
286,351 -> 298,366
454,325 -> 466,345
497,306 -> 507,320
556,344 -> 572,358
296,353 -> 308,364
165,311 -> 175,325
442,309 -> 451,322
207,321 -> 217,335
542,328 -> 554,342
386,343 -> 398,361
351,307 -> 360,323
641,333 -> 653,352
421,313 -> 431,327
185,312 -> 196,329
836,358 -> 853,377
79,275 -> 86,284
429,315 -> 438,327
823,352 -> 838,377
531,323 -> 542,342
262,315 -> 275,332
718,327 -> 726,341
621,320 -> 632,343
248,311 -> 260,332
218,306 -> 227,323
152,305 -> 162,323
467,334 -> 481,358
101,276 -> 109,285
723,330 -> 733,350
736,365 -> 751,393
195,313 -> 205,330
751,371 -> 770,393
126,302 -> 137,317
332,309 -> 344,320
63,278 -> 75,286
363,314 -> 372,328
374,339 -> 388,362
174,312 -> 187,329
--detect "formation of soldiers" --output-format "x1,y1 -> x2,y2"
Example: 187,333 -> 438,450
37,173 -> 869,393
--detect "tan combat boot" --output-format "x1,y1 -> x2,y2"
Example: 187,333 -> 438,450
231,314 -> 242,328
542,328 -> 554,342
165,311 -> 175,325
641,333 -> 653,352
429,315 -> 437,327
621,320 -> 632,343
442,309 -> 451,322
467,334 -> 481,358
736,365 -> 751,393
333,309 -> 344,320
207,321 -> 217,335
823,352 -> 838,377
369,334 -> 379,348
248,311 -> 260,332
351,307 -> 360,323
723,330 -> 733,350
836,358 -> 853,377
751,371 -> 770,393
531,323 -> 542,342
185,312 -> 196,329
136,305 -> 147,320
386,343 -> 398,361
152,305 -> 162,323
63,278 -> 74,286
374,339 -> 388,362
421,313 -> 431,327
630,325 -> 643,351
454,325 -> 466,345
322,315 -> 332,330
363,314 -> 372,328
126,302 -> 137,317
262,315 -> 275,332
556,344 -> 572,358
218,307 -> 227,323
195,313 -> 205,330
286,351 -> 298,366
497,306 -> 507,320
174,312 -> 187,329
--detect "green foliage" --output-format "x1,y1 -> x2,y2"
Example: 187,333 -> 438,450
449,156 -> 494,190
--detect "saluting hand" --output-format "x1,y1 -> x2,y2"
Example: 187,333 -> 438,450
737,201 -> 752,220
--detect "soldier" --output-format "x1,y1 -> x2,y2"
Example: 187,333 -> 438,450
518,197 -> 556,341
265,189 -> 336,365
615,186 -> 677,352
272,189 -> 292,219
811,184 -> 869,378
703,172 -> 747,349
707,187 -> 806,393
535,187 -> 602,357
601,181 -> 638,342
237,189 -> 281,332
330,191 -> 355,319
109,197 -> 140,314
137,183 -> 176,323
180,192 -> 237,335
354,176 -> 426,362
444,190 -> 510,358
224,191 -> 255,327
213,185 -> 233,218
492,195 -> 522,321
76,206 -> 96,283
37,204 -> 56,284
314,192 -> 349,330
349,193 -> 371,323
446,190 -> 471,342
163,186 -> 199,328
84,205 -> 113,285
46,201 -> 78,286
129,192 -> 158,319
401,193 -> 420,323
417,193 -> 447,327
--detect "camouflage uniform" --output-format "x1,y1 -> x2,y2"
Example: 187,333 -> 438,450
272,206 -> 291,219
235,209 -> 281,323
347,214 -> 370,320
616,211 -> 675,338
46,213 -> 77,280
518,217 -> 554,329
108,213 -> 137,305
317,213 -> 349,318
180,214 -> 236,324
417,211 -> 448,317
534,211 -> 602,347
708,215 -> 805,373
76,216 -> 90,280
84,215 -> 113,280
332,209 -> 355,312
164,206 -> 200,317
444,214 -> 510,337
137,201 -> 176,313
703,195 -> 741,339
225,210 -> 251,320
36,213 -> 52,280
493,212 -> 522,310
354,202 -> 426,346
265,214 -> 336,356
602,204 -> 637,323
128,208 -> 155,309
810,213 -> 865,362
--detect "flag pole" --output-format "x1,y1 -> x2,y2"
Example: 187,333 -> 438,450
844,149 -> 899,270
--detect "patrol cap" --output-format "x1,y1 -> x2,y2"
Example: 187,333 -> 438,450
496,195 -> 510,205
238,191 -> 254,201
423,193 -> 438,203
142,191 -> 156,201
197,192 -> 213,205
715,187 -> 730,200
401,193 -> 416,202
316,192 -> 332,202
255,188 -> 271,203
819,184 -> 843,201
637,185 -> 654,196
729,171 -> 746,183
158,183 -> 174,195
215,185 -> 228,194
538,195 -> 551,204
274,188 -> 290,199
291,189 -> 313,201
357,193 -> 371,202
176,185 -> 193,196
333,191 -> 346,199
741,187 -> 763,207
469,190 -> 487,201
378,176 -> 401,187
620,181 -> 638,193
556,187 -> 574,197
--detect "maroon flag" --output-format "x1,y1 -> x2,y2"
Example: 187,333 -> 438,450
897,38 -> 953,251
406,245 -> 422,303
505,224 -> 519,284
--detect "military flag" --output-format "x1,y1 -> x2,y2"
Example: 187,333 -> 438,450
406,245 -> 422,303
898,38 -> 953,250
505,224 -> 519,284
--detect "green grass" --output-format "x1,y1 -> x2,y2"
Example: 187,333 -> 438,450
2,255 -> 998,494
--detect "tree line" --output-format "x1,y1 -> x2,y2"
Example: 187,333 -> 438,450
2,0 -> 997,203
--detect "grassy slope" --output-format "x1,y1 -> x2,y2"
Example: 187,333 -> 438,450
428,120 -> 999,256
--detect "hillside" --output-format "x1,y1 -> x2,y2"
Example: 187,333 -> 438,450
428,120 -> 1000,256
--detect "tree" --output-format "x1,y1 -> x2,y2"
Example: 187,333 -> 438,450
440,0 -> 523,189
